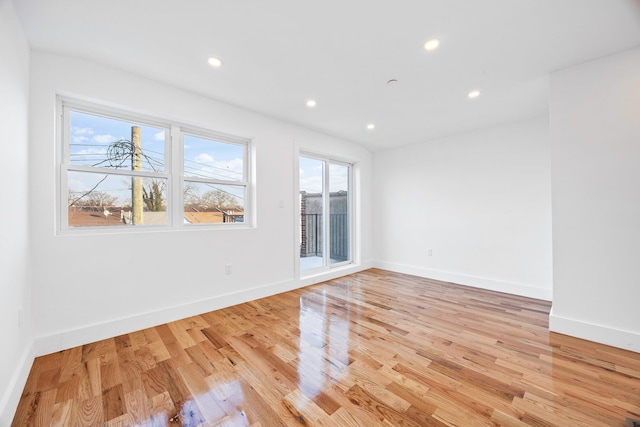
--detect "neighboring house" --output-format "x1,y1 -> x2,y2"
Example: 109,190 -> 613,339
183,210 -> 244,224
68,206 -> 243,226
67,206 -> 128,227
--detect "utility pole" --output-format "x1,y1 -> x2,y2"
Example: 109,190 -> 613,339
131,126 -> 144,224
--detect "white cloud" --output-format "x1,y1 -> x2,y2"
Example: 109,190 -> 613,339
74,148 -> 108,156
213,158 -> 243,173
71,126 -> 94,135
200,158 -> 243,180
194,153 -> 215,164
67,177 -> 89,192
188,155 -> 244,181
154,131 -> 165,141
92,134 -> 116,144
300,176 -> 323,193
71,127 -> 94,144
329,166 -> 349,192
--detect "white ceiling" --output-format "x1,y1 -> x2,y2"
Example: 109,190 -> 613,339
13,0 -> 640,151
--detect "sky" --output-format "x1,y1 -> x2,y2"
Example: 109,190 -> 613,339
67,110 -> 245,208
66,109 -> 349,222
299,156 -> 349,194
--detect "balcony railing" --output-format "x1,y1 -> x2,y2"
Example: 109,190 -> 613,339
300,213 -> 348,261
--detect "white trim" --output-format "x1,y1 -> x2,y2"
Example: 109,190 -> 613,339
0,264 -> 335,420
0,341 -> 36,424
61,98 -> 173,131
298,149 -> 355,166
170,125 -> 181,227
298,262 -> 372,288
293,143 -> 302,279
32,263 -> 372,357
298,152 -> 355,277
66,165 -> 171,179
322,158 -> 329,268
348,162 -> 355,266
58,100 -> 67,232
374,261 -> 552,301
549,308 -> 640,353
181,125 -> 252,148
1,264 -> 371,421
57,96 -> 253,233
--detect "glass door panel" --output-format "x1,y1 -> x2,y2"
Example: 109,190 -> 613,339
299,156 -> 325,271
329,163 -> 349,265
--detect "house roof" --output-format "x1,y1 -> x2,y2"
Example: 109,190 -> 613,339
68,207 -> 168,227
68,207 -> 243,227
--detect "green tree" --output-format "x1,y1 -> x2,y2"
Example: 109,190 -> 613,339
143,180 -> 165,211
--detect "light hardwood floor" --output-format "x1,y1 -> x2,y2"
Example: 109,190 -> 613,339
11,269 -> 640,426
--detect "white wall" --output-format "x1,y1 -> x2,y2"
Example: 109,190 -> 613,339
374,117 -> 552,300
550,47 -> 640,352
0,0 -> 33,421
29,51 -> 373,354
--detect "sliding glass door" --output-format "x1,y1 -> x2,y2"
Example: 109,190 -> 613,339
299,156 -> 325,271
328,163 -> 349,265
299,154 -> 351,273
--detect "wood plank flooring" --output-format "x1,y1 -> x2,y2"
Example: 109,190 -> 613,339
11,268 -> 640,426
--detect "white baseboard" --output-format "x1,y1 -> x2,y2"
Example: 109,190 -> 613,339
0,341 -> 35,425
33,262 -> 373,358
4,265 -> 372,422
33,279 -> 300,357
298,262 -> 373,287
373,261 -> 552,301
549,309 -> 640,353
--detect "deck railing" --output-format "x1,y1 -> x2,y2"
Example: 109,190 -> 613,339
301,213 -> 348,261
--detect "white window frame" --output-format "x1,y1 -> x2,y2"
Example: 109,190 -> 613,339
180,127 -> 251,227
57,97 -> 252,233
298,151 -> 354,276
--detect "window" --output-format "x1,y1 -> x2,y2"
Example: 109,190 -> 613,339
59,98 -> 250,231
299,153 -> 352,272
182,133 -> 247,225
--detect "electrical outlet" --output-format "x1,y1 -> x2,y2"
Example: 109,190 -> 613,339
427,248 -> 433,256
225,264 -> 232,275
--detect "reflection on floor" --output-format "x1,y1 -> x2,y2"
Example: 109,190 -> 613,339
11,268 -> 640,426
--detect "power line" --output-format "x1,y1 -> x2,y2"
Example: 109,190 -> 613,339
184,157 -> 243,175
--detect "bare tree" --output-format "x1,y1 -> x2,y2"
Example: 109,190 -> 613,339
201,189 -> 240,210
183,182 -> 200,207
70,190 -> 117,207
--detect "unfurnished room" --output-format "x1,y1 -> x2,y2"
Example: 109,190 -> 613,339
1,0 -> 640,425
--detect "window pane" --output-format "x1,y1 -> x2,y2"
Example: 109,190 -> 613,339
183,134 -> 244,182
69,110 -> 166,172
183,181 -> 245,224
299,157 -> 324,270
330,163 -> 349,264
67,171 -> 167,227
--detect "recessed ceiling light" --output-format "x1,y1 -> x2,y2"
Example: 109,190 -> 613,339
306,99 -> 317,108
387,79 -> 398,86
207,57 -> 223,68
367,123 -> 375,130
424,39 -> 440,51
468,90 -> 481,99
